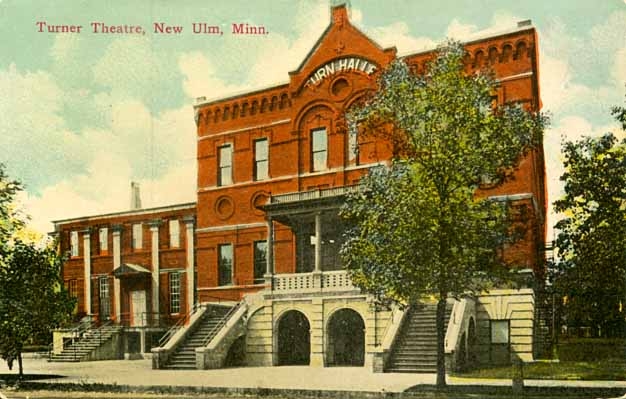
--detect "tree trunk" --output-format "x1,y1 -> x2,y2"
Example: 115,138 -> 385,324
436,295 -> 447,388
18,351 -> 23,379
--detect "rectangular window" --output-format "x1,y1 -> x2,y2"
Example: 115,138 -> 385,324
218,244 -> 233,286
70,231 -> 79,257
132,223 -> 142,250
98,227 -> 108,254
99,276 -> 110,319
218,144 -> 233,186
311,128 -> 327,171
490,320 -> 510,344
254,138 -> 269,181
169,272 -> 181,314
169,219 -> 180,248
348,120 -> 359,165
68,279 -> 78,298
253,240 -> 267,283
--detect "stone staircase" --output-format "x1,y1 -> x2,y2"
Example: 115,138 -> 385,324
163,305 -> 233,369
386,303 -> 452,373
49,323 -> 122,362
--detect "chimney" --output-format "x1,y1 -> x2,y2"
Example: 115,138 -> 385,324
517,19 -> 532,28
130,182 -> 142,210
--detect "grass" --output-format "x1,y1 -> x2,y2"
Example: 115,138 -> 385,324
453,358 -> 626,381
453,338 -> 626,381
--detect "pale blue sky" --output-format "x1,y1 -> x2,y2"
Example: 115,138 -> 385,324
0,0 -> 625,235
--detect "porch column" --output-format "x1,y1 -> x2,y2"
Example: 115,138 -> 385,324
81,229 -> 92,315
149,220 -> 161,321
264,217 -> 274,288
112,225 -> 122,322
183,216 -> 195,311
313,213 -> 323,290
314,213 -> 322,273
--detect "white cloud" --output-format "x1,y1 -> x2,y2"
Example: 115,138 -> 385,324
178,51 -> 248,100
539,53 -> 594,114
365,22 -> 436,55
92,36 -> 176,100
446,11 -> 521,41
611,46 -> 626,85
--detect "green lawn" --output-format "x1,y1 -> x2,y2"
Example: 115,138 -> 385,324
453,358 -> 626,381
454,338 -> 626,381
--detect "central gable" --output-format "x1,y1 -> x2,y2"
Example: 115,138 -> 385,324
288,4 -> 396,96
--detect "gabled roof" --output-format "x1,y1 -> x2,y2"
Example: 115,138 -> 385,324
112,263 -> 151,278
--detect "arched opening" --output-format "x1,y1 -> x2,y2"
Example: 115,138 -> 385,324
468,317 -> 477,367
457,332 -> 467,370
224,335 -> 246,367
326,308 -> 365,366
277,310 -> 310,365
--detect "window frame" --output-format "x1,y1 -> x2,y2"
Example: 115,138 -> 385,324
347,119 -> 359,166
253,240 -> 267,284
218,144 -> 233,186
68,279 -> 78,298
169,219 -> 180,248
169,272 -> 181,314
132,223 -> 143,250
99,276 -> 110,319
490,319 -> 510,345
218,243 -> 233,286
254,138 -> 269,181
98,227 -> 108,255
311,128 -> 328,172
70,231 -> 79,257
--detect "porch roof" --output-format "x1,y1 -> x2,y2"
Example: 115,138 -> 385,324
262,185 -> 360,224
112,263 -> 151,278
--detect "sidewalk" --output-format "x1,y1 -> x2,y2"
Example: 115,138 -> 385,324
2,356 -> 626,395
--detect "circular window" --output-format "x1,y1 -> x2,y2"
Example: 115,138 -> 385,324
215,196 -> 235,220
330,77 -> 351,100
251,191 -> 270,215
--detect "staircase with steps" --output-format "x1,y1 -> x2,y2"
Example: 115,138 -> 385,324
386,303 -> 452,373
163,305 -> 233,370
49,324 -> 122,362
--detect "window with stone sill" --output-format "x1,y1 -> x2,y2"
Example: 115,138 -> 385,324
311,128 -> 327,172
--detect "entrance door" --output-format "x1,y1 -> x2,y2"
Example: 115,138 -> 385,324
327,308 -> 365,366
277,310 -> 310,365
131,290 -> 147,327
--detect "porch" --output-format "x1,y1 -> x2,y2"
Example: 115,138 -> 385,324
261,185 -> 360,295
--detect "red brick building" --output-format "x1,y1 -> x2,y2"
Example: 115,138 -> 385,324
55,4 -> 547,368
53,200 -> 196,353
193,4 -> 545,302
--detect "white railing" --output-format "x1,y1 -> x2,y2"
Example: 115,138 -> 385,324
321,270 -> 355,290
272,270 -> 356,292
273,272 -> 315,291
270,185 -> 360,204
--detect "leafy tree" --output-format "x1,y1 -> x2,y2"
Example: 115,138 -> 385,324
0,163 -> 24,246
341,41 -> 545,387
0,164 -> 75,377
553,128 -> 626,338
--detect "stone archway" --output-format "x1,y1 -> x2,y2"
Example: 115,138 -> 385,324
326,308 -> 365,366
277,310 -> 310,365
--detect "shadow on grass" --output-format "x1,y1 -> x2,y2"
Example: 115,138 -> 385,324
0,374 -> 65,384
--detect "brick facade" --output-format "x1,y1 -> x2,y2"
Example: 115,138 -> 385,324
55,203 -> 196,326
193,4 -> 546,302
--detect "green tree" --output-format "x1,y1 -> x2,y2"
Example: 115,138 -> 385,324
341,42 -> 545,387
553,129 -> 626,338
0,164 -> 75,377
0,163 -> 24,245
